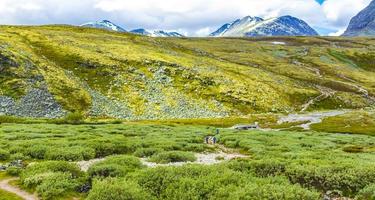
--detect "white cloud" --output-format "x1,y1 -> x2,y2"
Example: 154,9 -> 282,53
0,0 -> 372,36
328,29 -> 346,36
322,0 -> 371,26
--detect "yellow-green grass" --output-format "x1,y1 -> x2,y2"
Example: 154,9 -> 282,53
311,110 -> 375,135
0,190 -> 23,200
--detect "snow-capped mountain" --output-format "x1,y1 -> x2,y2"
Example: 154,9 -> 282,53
80,20 -> 126,32
342,0 -> 375,36
130,29 -> 184,37
210,15 -> 318,37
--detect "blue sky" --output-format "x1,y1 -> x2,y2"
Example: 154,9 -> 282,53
0,0 -> 371,36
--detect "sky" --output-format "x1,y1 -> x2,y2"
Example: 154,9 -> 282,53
0,0 -> 372,36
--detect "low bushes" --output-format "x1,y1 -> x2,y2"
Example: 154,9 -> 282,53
44,147 -> 95,161
285,163 -> 375,196
0,115 -> 25,124
51,112 -> 85,125
356,184 -> 375,200
20,161 -> 86,199
130,165 -> 320,200
133,148 -> 162,158
87,178 -> 154,200
88,155 -> 143,178
149,151 -> 196,164
0,149 -> 10,161
34,172 -> 79,199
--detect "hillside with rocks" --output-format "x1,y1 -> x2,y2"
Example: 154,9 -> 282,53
0,25 -> 374,119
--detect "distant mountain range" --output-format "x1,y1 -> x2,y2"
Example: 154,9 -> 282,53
130,29 -> 184,37
210,15 -> 319,37
342,0 -> 375,36
80,20 -> 184,37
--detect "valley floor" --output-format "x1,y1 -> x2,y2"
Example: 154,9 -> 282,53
0,109 -> 374,200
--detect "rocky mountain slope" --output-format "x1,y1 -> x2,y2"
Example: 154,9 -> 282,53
210,15 -> 318,37
0,25 -> 374,119
130,29 -> 184,37
342,0 -> 375,36
80,20 -> 126,32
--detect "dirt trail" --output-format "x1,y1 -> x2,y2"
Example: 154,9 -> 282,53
76,158 -> 105,172
301,86 -> 336,112
0,178 -> 39,200
141,151 -> 247,168
141,145 -> 248,168
278,110 -> 347,130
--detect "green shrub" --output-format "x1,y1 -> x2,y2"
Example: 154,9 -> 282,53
0,149 -> 10,161
35,172 -> 79,200
87,178 -> 153,200
0,115 -> 24,123
52,112 -> 85,124
133,148 -> 162,158
149,151 -> 196,164
9,153 -> 30,161
20,161 -> 85,199
24,145 -> 48,159
286,164 -> 375,196
249,160 -> 286,177
6,166 -> 22,176
182,144 -> 205,152
356,184 -> 375,200
89,140 -> 136,157
45,147 -> 95,161
21,161 -> 83,182
131,165 -> 320,200
88,155 -> 143,178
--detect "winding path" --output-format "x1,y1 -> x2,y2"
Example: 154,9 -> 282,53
0,178 -> 39,200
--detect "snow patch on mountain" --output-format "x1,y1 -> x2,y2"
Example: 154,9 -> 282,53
130,29 -> 184,37
80,20 -> 126,32
210,15 -> 318,37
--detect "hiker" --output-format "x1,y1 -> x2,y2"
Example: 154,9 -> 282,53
213,137 -> 217,144
205,136 -> 209,144
216,129 -> 220,135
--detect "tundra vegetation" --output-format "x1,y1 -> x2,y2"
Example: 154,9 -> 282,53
0,109 -> 374,200
0,25 -> 375,200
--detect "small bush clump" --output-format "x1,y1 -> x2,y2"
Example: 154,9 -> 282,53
133,148 -> 162,158
149,151 -> 196,164
356,184 -> 375,200
44,147 -> 95,161
87,178 -> 153,200
88,155 -> 143,178
0,149 -> 10,161
20,161 -> 86,199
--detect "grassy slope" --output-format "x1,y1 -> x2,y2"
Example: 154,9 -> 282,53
1,25 -> 375,119
311,110 -> 375,135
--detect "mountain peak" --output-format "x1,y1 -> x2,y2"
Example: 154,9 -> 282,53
210,15 -> 318,37
80,20 -> 126,32
342,0 -> 375,36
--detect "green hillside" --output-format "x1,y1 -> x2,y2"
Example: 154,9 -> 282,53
0,25 -> 374,119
